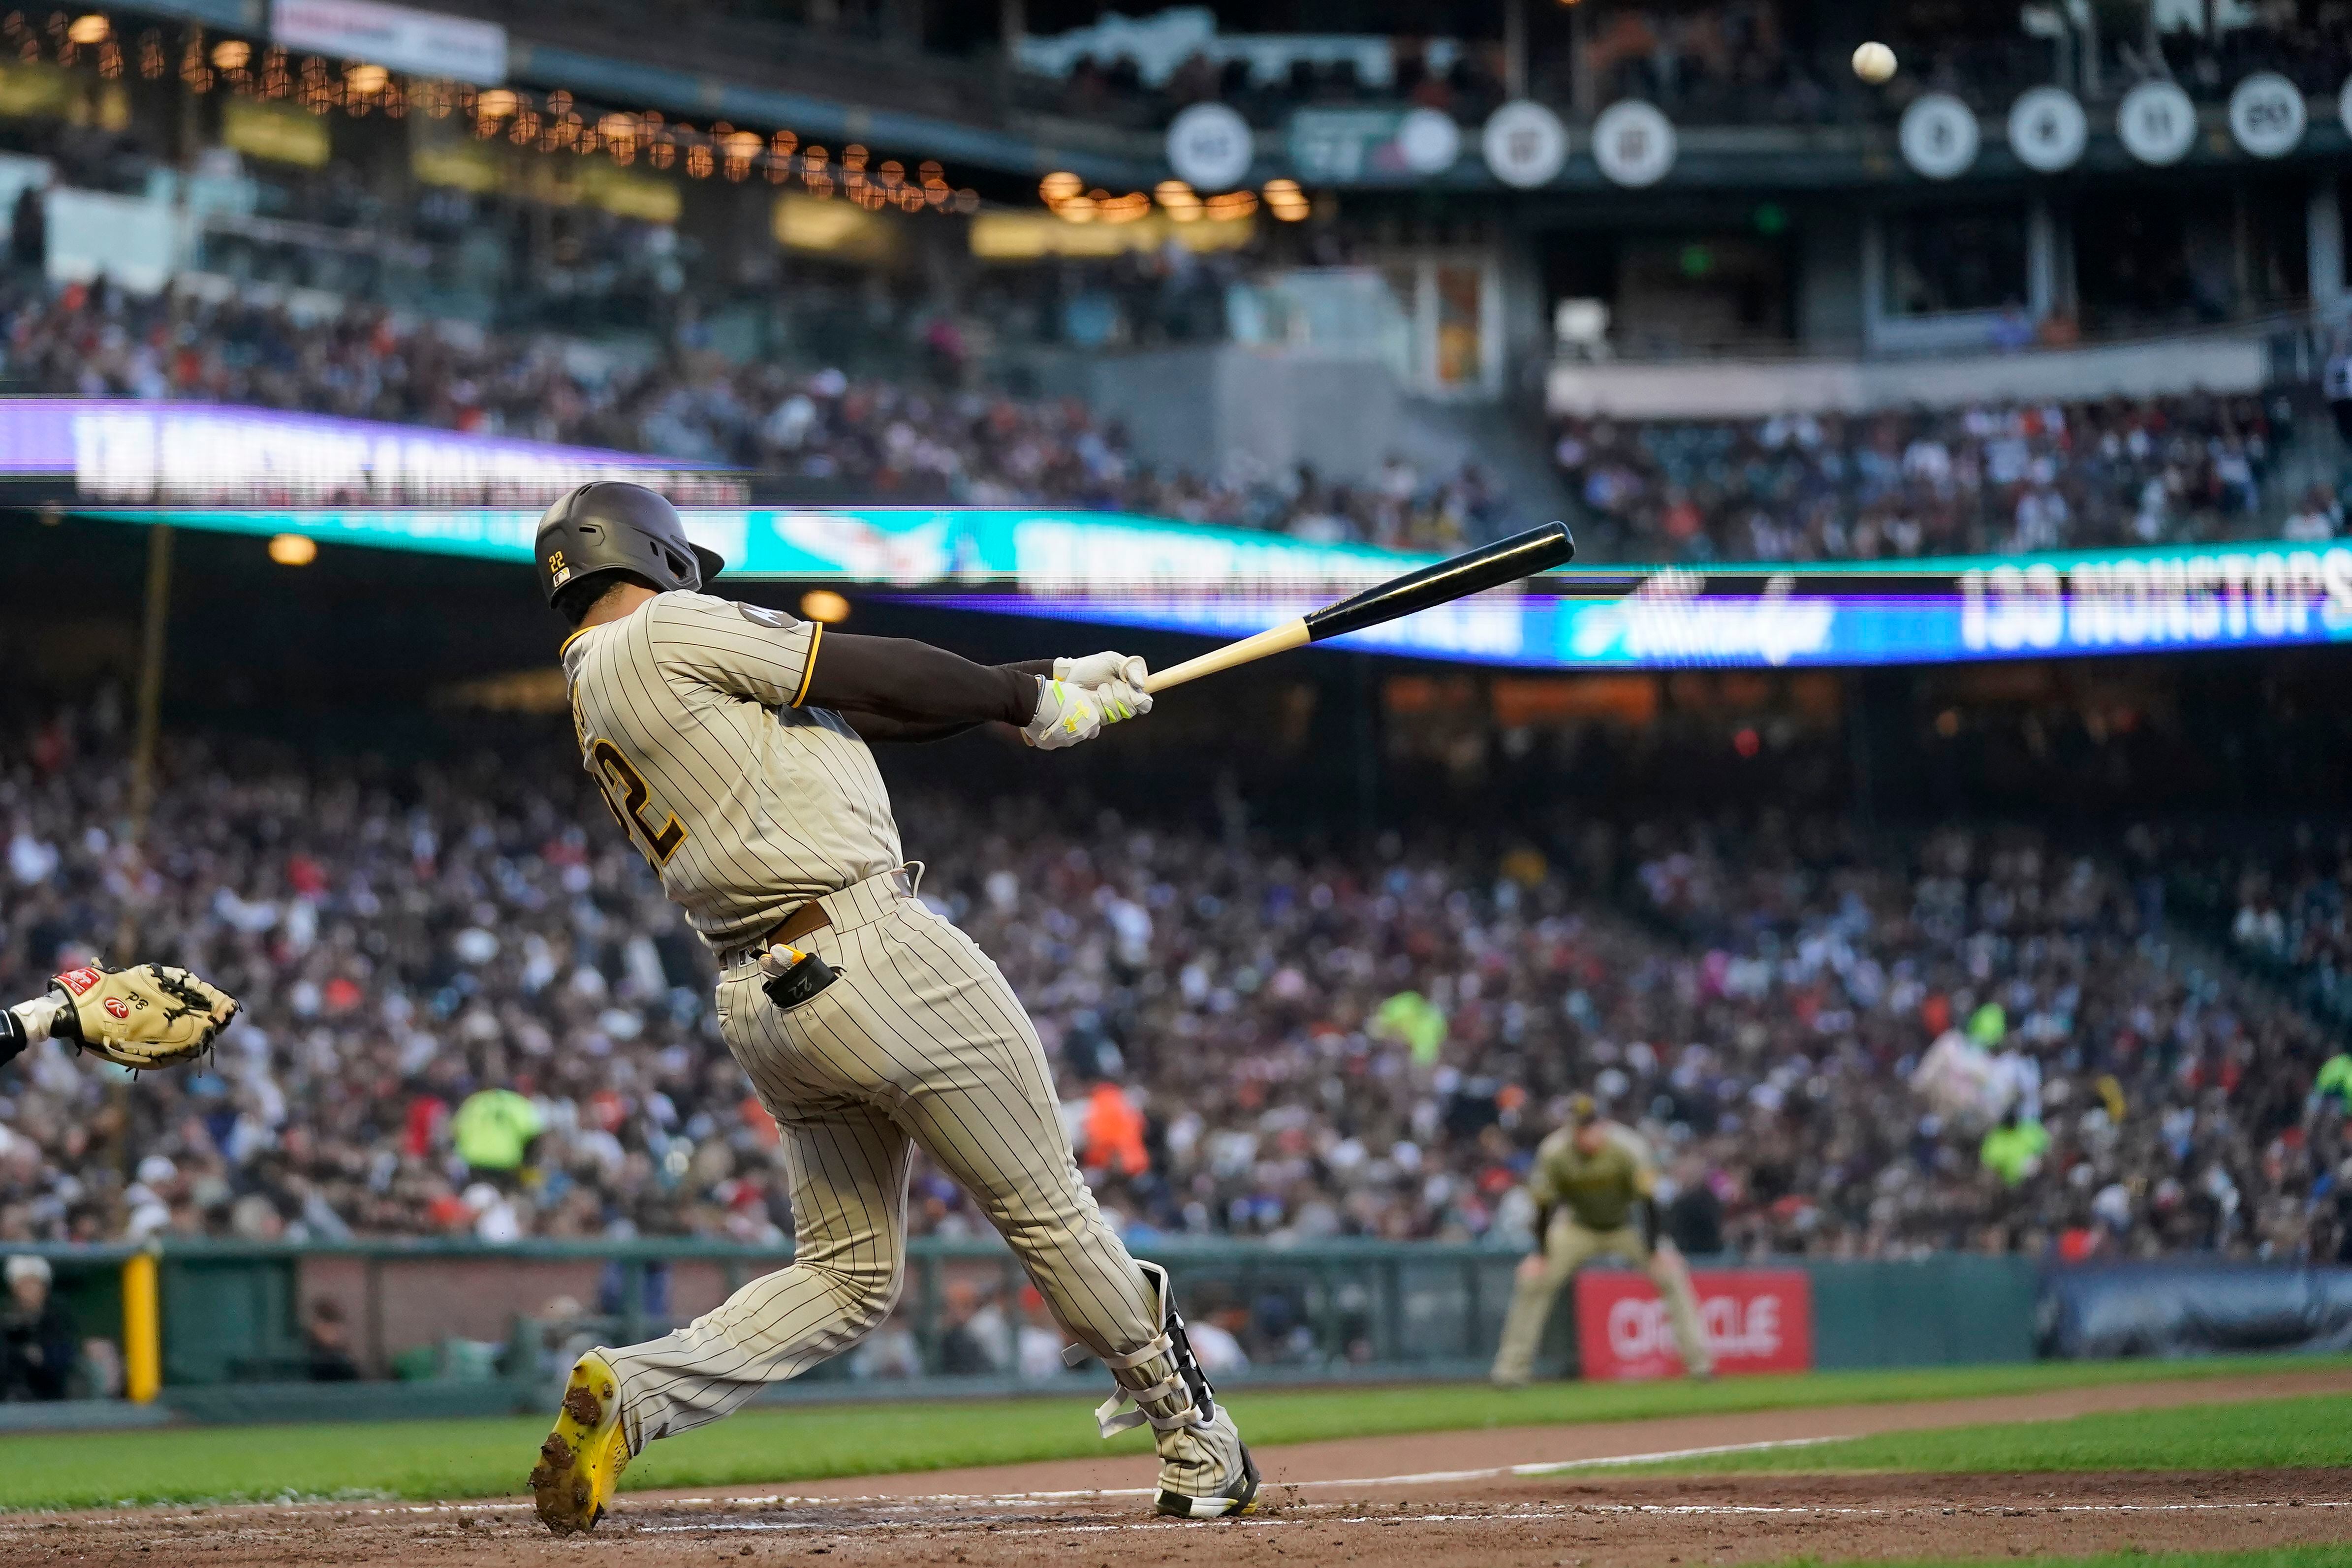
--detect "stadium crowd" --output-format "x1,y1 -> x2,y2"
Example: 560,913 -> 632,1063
2,702 -> 2346,1280
14,272 -> 2343,563
2147,820 -> 2352,1032
0,274 -> 1494,552
1552,392 -> 2330,562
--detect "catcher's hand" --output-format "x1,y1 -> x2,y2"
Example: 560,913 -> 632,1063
50,963 -> 240,1070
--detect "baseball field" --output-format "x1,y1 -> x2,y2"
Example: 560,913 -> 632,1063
3,1356 -> 2346,1567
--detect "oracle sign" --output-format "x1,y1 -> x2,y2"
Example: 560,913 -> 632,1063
1574,1268 -> 1814,1380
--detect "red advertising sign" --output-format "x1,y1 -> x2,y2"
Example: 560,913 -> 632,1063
1572,1268 -> 1814,1380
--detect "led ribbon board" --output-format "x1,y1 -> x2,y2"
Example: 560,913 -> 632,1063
63,501 -> 2352,670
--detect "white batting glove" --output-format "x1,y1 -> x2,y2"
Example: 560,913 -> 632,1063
1054,651 -> 1149,690
1021,679 -> 1152,750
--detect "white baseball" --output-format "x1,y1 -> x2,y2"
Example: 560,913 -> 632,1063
1852,41 -> 1897,84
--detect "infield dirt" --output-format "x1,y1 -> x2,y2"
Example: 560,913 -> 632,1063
11,1370 -> 2349,1568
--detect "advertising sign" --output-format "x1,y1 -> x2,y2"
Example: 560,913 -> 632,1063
1898,93 -> 1978,179
269,0 -> 507,84
1482,101 -> 1568,188
2118,80 -> 2197,166
1166,102 -> 1254,188
61,494 -> 2352,672
1591,100 -> 1676,188
1573,1268 -> 1814,1381
0,399 -> 729,506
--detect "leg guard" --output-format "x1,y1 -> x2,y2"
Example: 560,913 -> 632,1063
1066,1259 -> 1218,1436
1068,1260 -> 1258,1519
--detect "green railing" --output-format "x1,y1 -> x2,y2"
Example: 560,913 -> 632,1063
5,1238 -> 2039,1418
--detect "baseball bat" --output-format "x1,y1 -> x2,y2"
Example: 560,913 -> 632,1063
1141,521 -> 1576,694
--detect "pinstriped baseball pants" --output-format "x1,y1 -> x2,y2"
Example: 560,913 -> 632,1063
603,870 -> 1165,1452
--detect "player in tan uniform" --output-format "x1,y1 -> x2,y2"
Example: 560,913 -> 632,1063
1490,1094 -> 1713,1385
524,483 -> 1256,1533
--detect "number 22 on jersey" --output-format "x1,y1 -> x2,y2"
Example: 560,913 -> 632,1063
585,736 -> 689,866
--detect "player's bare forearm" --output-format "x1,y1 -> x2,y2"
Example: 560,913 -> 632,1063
802,633 -> 1042,726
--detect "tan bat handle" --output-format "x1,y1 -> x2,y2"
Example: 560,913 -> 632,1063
1142,618 -> 1311,694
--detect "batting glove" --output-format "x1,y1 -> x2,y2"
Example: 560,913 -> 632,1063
1022,679 -> 1152,750
1054,651 -> 1149,690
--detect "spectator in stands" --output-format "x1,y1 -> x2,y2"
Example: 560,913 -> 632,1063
451,1084 -> 545,1187
2313,1052 -> 2352,1112
1,700 -> 2346,1267
0,1256 -> 73,1401
304,1296 -> 362,1382
1552,391 -> 2309,562
1979,1109 -> 2051,1188
7,180 -> 42,275
1662,1155 -> 1725,1257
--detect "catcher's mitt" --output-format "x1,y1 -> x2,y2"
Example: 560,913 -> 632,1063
49,963 -> 240,1070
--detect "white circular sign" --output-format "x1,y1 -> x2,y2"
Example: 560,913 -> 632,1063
1898,93 -> 1979,180
1165,102 -> 1253,189
2006,86 -> 2087,172
1481,100 -> 1568,188
2117,79 -> 2197,165
2228,71 -> 2305,157
1591,100 -> 1677,188
1395,106 -> 1462,174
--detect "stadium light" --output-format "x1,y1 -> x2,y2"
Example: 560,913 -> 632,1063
66,13 -> 108,44
800,590 -> 850,623
267,533 -> 319,567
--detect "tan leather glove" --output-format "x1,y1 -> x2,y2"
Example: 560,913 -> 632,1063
51,963 -> 241,1070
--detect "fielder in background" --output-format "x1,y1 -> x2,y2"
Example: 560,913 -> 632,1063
526,483 -> 1256,1535
1490,1094 -> 1714,1385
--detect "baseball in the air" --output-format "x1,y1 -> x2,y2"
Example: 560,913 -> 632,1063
1851,41 -> 1897,83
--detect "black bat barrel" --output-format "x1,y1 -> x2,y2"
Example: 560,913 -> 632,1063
1303,521 -> 1576,643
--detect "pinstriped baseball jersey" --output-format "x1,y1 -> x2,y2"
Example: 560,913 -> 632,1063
561,591 -> 902,956
550,592 -> 1241,1503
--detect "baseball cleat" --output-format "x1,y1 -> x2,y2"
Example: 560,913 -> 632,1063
1154,1409 -> 1260,1519
529,1350 -> 631,1534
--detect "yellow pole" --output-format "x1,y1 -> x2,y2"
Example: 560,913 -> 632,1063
122,1251 -> 160,1403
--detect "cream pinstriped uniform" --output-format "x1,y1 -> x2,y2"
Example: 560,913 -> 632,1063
561,590 -> 1171,1450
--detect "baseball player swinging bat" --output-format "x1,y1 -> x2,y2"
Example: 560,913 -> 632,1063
1143,521 -> 1576,694
525,483 -> 1256,1537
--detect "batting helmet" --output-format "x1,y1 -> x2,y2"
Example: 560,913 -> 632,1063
533,482 -> 724,609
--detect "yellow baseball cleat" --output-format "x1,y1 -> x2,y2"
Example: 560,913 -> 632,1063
528,1350 -> 631,1534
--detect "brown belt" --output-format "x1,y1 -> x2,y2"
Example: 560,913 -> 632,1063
757,900 -> 832,954
735,867 -> 916,966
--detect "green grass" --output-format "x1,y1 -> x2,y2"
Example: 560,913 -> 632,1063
1761,1554 -> 2352,1568
0,1354 -> 2344,1512
1619,1393 -> 2352,1477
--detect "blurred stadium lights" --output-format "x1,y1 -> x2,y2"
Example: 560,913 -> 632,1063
265,533 -> 318,567
799,590 -> 852,624
12,10 -> 980,215
1154,178 -> 1202,220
